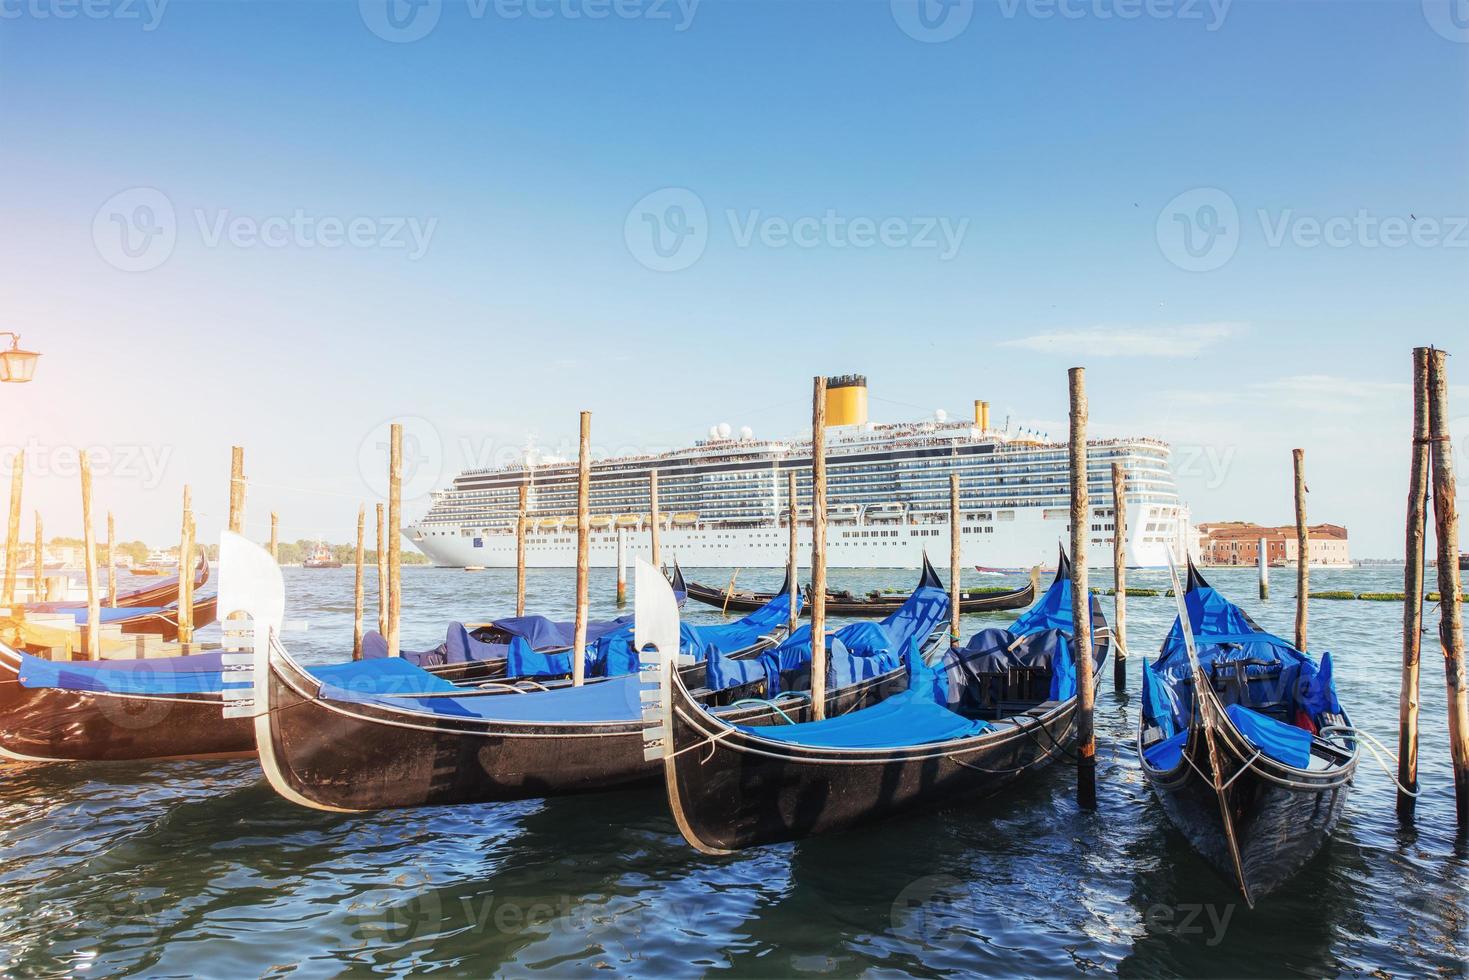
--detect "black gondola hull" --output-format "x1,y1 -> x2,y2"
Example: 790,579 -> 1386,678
1142,726 -> 1352,904
259,639 -> 911,811
664,689 -> 1079,852
0,646 -> 253,763
685,580 -> 1035,617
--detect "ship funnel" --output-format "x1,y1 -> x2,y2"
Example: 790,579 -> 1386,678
824,374 -> 868,427
974,399 -> 990,431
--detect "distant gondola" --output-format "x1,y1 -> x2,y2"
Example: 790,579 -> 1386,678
23,548 -> 210,613
1137,560 -> 1358,907
225,533 -> 948,811
647,546 -> 1108,853
21,591 -> 221,643
686,562 -> 1032,617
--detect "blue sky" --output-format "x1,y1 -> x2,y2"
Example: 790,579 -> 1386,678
1,0 -> 1466,556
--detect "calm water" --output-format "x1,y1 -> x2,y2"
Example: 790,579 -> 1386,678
2,565 -> 1465,978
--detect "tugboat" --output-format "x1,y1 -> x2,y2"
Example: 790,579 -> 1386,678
303,541 -> 343,569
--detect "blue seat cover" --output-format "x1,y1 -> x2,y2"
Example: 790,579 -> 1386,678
1224,703 -> 1313,769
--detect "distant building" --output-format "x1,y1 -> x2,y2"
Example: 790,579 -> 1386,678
1198,522 -> 1350,567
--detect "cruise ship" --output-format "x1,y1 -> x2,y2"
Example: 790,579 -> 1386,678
407,376 -> 1193,569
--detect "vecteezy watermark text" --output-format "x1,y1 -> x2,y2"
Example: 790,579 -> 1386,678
93,188 -> 438,272
1,441 -> 173,490
359,0 -> 699,43
890,0 -> 1230,43
1157,187 -> 1469,272
624,188 -> 969,272
0,0 -> 168,30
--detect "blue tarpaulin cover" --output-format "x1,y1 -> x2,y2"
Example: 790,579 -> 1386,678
323,666 -> 645,723
737,639 -> 989,749
1223,703 -> 1312,769
1141,574 -> 1342,771
14,647 -> 227,695
750,582 -> 949,696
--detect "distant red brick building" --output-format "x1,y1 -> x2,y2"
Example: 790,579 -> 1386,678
1197,522 -> 1350,567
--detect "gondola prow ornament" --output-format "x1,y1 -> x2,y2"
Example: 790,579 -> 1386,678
636,557 -> 684,763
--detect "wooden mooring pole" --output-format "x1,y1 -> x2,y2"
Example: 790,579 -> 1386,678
1293,448 -> 1308,652
229,446 -> 245,534
1426,348 -> 1468,829
1258,536 -> 1270,600
649,469 -> 661,569
106,512 -> 117,607
80,451 -> 99,660
1111,461 -> 1127,690
811,376 -> 829,720
516,483 -> 528,617
32,511 -> 43,603
1398,346 -> 1431,821
376,503 -> 387,637
178,485 -> 194,645
787,469 -> 799,635
1069,367 -> 1096,806
269,511 -> 279,562
616,528 -> 627,607
572,411 -> 591,686
353,504 -> 366,660
3,450 -> 21,607
949,472 -> 961,647
387,423 -> 402,658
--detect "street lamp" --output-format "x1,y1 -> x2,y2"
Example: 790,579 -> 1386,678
0,333 -> 40,383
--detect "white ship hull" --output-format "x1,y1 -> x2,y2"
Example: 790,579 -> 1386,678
408,503 -> 1188,570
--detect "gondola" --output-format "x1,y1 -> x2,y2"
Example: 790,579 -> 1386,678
226,533 -> 949,811
685,569 -> 1033,617
1137,560 -> 1358,907
647,547 -> 1108,853
366,565 -> 690,684
22,592 -> 221,643
22,548 -> 210,612
0,642 -> 256,762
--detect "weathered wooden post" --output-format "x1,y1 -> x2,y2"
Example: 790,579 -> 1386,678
811,376 -> 829,720
516,483 -> 528,617
387,423 -> 402,658
269,511 -> 279,561
80,451 -> 99,659
178,485 -> 194,645
1111,461 -> 1127,690
616,528 -> 627,607
1258,536 -> 1270,600
1398,346 -> 1430,821
1293,448 -> 1308,652
1426,348 -> 1468,828
376,503 -> 387,637
572,411 -> 591,686
1030,563 -> 1040,598
229,446 -> 245,534
353,504 -> 366,660
3,450 -> 21,606
787,469 -> 799,635
649,469 -> 661,568
32,512 -> 43,603
949,472 -> 961,647
1069,367 -> 1096,806
106,512 -> 117,607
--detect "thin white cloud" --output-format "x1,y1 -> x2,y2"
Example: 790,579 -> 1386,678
998,323 -> 1243,359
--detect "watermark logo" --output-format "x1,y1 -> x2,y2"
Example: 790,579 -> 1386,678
92,189 -> 438,271
1,441 -> 173,490
1172,443 -> 1237,490
1143,902 -> 1235,946
93,187 -> 177,273
1422,0 -> 1469,42
360,0 -> 442,42
996,0 -> 1231,30
1156,187 -> 1239,272
357,416 -> 444,503
624,187 -> 708,272
351,885 -> 445,943
0,0 -> 169,30
625,188 -> 970,271
891,0 -> 974,43
890,873 -> 968,953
